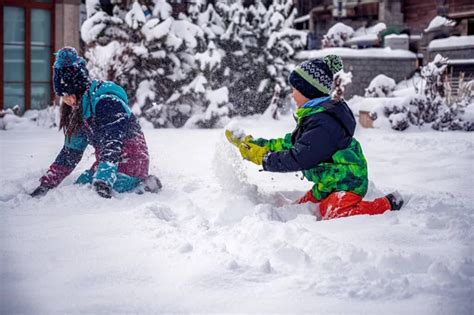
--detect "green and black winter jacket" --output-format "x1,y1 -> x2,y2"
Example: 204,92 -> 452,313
254,96 -> 368,200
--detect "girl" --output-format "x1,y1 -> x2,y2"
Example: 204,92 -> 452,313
31,47 -> 161,199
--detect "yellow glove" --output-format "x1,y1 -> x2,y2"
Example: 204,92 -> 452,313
225,129 -> 253,148
238,140 -> 269,166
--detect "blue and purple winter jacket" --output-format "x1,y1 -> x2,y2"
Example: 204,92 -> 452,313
41,80 -> 149,192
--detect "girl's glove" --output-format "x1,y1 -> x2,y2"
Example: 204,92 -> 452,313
94,181 -> 112,199
238,141 -> 269,166
30,184 -> 51,198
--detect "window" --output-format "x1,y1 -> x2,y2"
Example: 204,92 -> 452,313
1,2 -> 54,112
31,9 -> 52,110
3,7 -> 26,111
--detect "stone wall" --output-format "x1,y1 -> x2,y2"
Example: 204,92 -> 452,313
341,56 -> 417,98
428,46 -> 474,62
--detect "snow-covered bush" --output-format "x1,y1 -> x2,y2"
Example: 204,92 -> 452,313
365,74 -> 396,98
81,0 -> 306,128
0,106 -> 58,130
368,54 -> 473,131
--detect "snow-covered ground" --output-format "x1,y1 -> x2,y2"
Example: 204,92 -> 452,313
1,115 -> 473,314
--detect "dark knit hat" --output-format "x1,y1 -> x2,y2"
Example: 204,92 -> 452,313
53,47 -> 91,96
288,55 -> 343,99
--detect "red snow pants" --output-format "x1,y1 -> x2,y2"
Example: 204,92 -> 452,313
298,190 -> 391,220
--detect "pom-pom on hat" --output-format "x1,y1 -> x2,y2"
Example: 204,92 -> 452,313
288,55 -> 343,99
53,47 -> 91,97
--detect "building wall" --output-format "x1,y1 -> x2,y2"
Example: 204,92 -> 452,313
403,0 -> 438,35
55,0 -> 81,52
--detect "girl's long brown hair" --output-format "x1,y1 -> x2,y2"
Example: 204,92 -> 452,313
59,98 -> 83,137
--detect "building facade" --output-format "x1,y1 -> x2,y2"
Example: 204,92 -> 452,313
1,0 -> 81,113
294,0 -> 474,50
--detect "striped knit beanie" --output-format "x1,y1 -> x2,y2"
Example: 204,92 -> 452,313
53,47 -> 91,97
288,55 -> 343,99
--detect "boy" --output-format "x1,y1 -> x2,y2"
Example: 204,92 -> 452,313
225,55 -> 403,219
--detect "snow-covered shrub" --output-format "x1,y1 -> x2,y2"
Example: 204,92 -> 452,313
0,106 -> 58,130
322,23 -> 354,48
365,74 -> 396,98
389,112 -> 410,131
369,54 -> 473,131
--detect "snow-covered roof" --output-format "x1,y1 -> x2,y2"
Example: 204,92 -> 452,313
295,47 -> 417,60
428,36 -> 474,50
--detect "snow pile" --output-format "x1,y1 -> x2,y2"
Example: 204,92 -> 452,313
429,35 -> 474,50
322,22 -> 354,48
365,74 -> 396,98
424,16 -> 456,32
322,22 -> 386,48
348,23 -> 386,46
0,107 -> 58,131
0,117 -> 473,313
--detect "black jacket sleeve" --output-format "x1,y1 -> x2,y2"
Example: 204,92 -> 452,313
263,114 -> 343,173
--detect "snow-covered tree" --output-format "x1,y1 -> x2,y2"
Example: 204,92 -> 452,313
218,0 -> 306,116
81,0 -> 306,128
